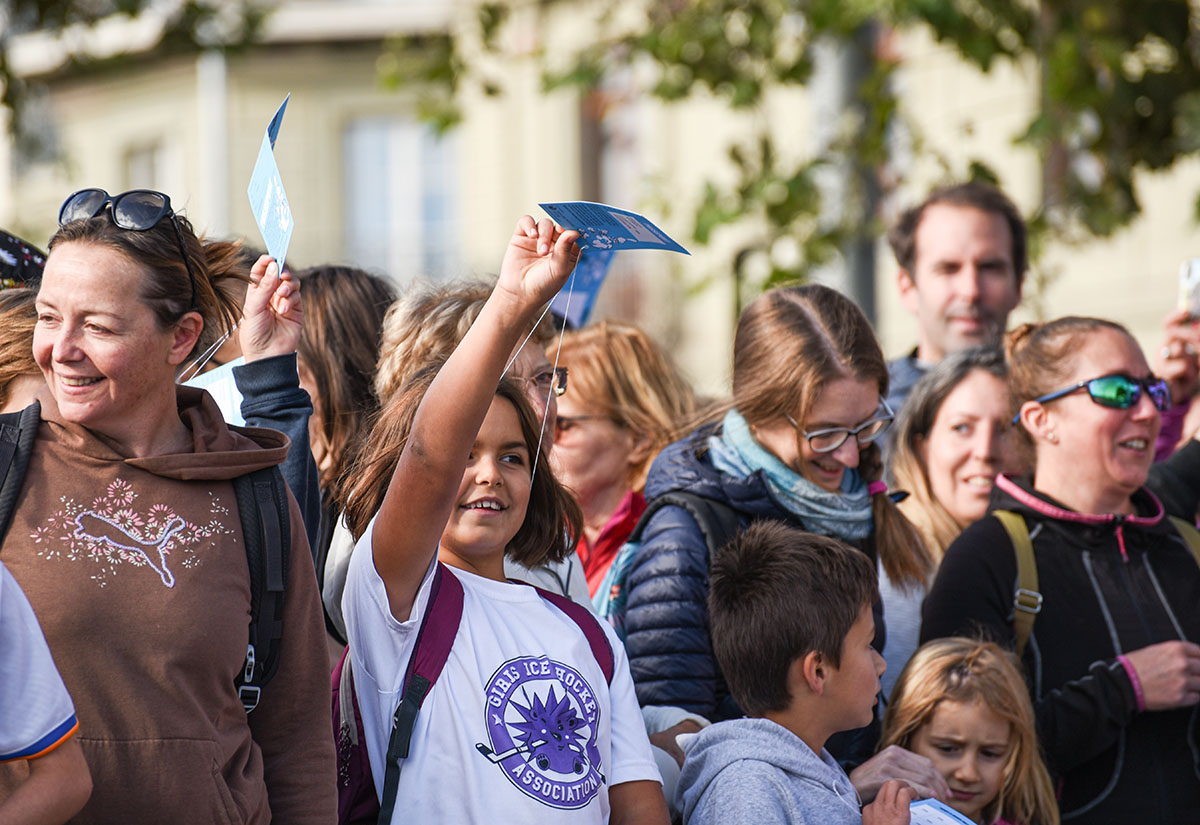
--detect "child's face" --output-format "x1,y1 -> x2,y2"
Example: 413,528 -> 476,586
441,397 -> 532,566
823,604 -> 886,730
910,698 -> 1012,824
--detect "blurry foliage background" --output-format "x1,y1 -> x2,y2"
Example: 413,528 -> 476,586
6,0 -> 1200,304
379,0 -> 1200,304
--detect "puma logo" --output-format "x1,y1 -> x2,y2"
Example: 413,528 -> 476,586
74,512 -> 185,588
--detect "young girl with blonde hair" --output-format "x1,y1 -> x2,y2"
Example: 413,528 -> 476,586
880,638 -> 1059,825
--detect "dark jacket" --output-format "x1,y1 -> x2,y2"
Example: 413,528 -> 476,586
234,353 -> 322,563
885,349 -> 928,415
621,425 -> 883,744
922,475 -> 1200,824
1148,438 -> 1200,521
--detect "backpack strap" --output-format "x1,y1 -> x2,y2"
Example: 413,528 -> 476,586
233,466 -> 291,713
532,586 -> 614,684
1167,516 -> 1200,567
993,509 -> 1042,657
0,402 -> 40,544
378,562 -> 464,825
627,491 -> 742,567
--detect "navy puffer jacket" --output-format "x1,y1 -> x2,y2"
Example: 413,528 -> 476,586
620,423 -> 883,725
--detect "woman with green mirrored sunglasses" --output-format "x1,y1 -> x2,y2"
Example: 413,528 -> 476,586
924,316 -> 1200,824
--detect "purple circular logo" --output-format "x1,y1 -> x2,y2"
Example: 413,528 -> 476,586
475,656 -> 604,810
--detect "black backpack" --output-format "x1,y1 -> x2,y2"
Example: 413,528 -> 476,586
0,402 -> 290,712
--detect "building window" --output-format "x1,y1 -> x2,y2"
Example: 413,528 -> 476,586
124,142 -> 168,190
342,116 -> 459,282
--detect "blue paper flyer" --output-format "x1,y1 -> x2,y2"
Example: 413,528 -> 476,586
550,247 -> 615,328
541,201 -> 687,327
539,201 -> 689,255
909,799 -> 976,825
247,94 -> 294,272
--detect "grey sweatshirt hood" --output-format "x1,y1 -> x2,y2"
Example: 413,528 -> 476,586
676,717 -> 863,825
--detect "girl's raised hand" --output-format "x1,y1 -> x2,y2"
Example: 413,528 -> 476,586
240,254 -> 303,362
496,216 -> 581,313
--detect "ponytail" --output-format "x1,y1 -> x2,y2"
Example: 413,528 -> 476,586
860,441 -> 932,589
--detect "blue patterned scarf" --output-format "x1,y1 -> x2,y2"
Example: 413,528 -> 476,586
708,409 -> 873,541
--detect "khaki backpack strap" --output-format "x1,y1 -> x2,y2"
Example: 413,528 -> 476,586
993,510 -> 1042,657
1167,516 -> 1200,568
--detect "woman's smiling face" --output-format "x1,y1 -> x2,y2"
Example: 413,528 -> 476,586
34,241 -> 195,445
752,377 -> 881,492
920,369 -> 1016,528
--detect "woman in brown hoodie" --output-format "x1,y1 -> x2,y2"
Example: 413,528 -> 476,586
0,189 -> 335,824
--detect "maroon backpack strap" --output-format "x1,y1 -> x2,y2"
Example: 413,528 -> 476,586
531,586 -> 615,685
377,562 -> 464,824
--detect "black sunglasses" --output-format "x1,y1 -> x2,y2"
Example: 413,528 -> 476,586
58,188 -> 197,308
1014,373 -> 1172,424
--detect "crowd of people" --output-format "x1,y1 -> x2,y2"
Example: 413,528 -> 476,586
0,178 -> 1199,825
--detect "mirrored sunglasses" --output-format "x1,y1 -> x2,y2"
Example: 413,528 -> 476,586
1016,373 -> 1172,424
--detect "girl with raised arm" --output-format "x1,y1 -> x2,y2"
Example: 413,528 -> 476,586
342,217 -> 667,824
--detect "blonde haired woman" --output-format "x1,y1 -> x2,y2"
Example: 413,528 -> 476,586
550,321 -> 695,597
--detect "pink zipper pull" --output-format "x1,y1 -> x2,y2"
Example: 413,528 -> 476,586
1116,523 -> 1129,562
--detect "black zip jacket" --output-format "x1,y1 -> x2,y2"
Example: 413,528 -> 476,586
921,476 -> 1200,824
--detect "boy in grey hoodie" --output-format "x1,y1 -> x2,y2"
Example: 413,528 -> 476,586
675,522 -> 913,825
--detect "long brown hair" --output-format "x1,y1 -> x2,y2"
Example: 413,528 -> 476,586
342,364 -> 582,568
295,265 -> 396,497
733,283 -> 931,588
0,288 -> 38,408
881,638 -> 1060,825
48,210 -> 246,362
554,321 -> 696,491
890,348 -> 1011,563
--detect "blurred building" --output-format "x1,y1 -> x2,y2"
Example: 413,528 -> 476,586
2,1 -> 1197,394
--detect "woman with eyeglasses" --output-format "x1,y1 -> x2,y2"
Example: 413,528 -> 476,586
620,284 -> 948,803
548,321 -> 696,601
922,317 -> 1200,824
0,189 -> 335,823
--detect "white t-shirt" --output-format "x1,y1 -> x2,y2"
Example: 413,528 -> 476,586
343,521 -> 661,822
0,562 -> 77,760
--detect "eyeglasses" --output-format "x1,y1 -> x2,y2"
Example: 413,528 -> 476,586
514,366 -> 568,398
58,188 -> 197,308
786,398 -> 894,454
1015,373 -> 1172,424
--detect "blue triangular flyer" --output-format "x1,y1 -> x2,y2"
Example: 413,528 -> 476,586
267,94 -> 289,149
247,95 -> 295,272
539,201 -> 689,255
551,247 -> 615,328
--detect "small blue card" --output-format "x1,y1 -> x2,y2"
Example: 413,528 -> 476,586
539,201 -> 689,255
247,95 -> 294,272
540,201 -> 686,327
909,799 -> 976,825
550,247 -> 615,328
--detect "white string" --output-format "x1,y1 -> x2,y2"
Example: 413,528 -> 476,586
501,267 -> 576,489
528,275 -> 575,488
177,320 -> 240,384
502,300 -> 556,377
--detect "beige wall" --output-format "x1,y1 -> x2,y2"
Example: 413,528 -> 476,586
5,10 -> 1200,394
876,27 -> 1200,362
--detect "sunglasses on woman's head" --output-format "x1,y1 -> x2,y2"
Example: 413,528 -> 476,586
58,188 -> 197,307
1014,373 -> 1172,424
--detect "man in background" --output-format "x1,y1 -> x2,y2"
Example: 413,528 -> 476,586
885,182 -> 1026,412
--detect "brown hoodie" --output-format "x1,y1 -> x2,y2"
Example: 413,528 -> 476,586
0,387 -> 335,824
